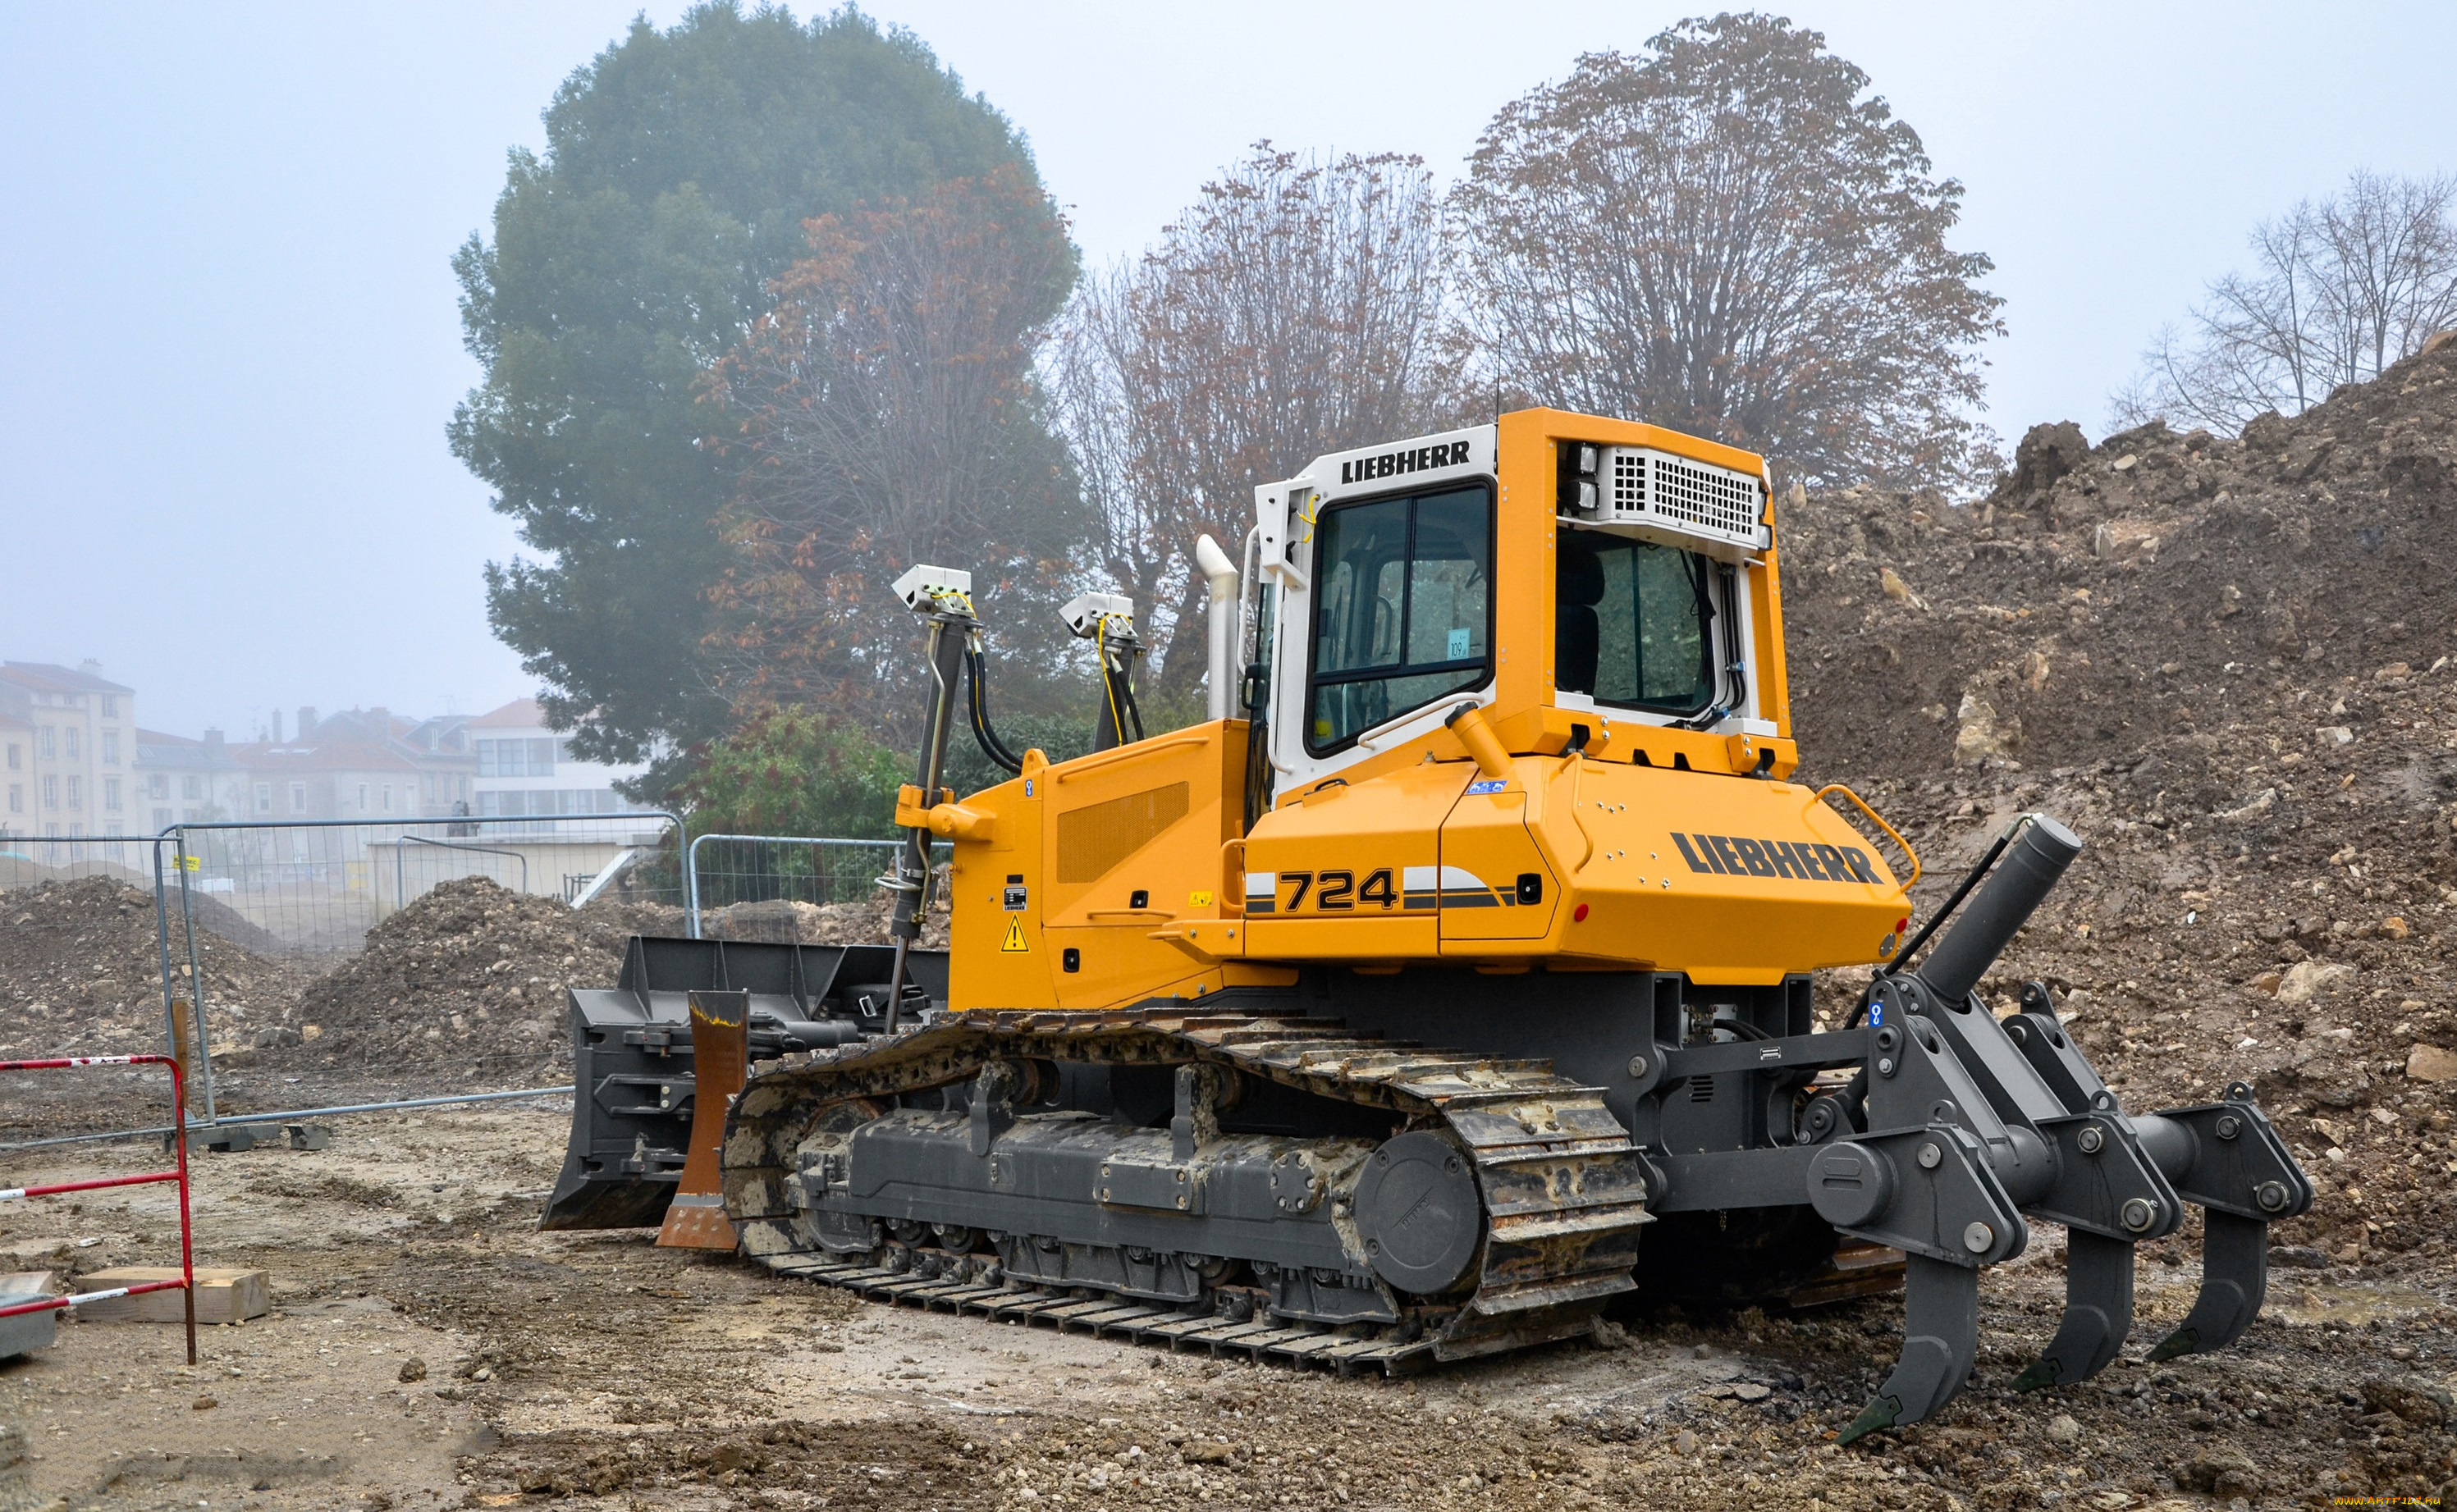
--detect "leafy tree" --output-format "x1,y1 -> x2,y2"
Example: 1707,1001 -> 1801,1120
1047,146 -> 1471,697
2116,171 -> 2457,433
670,706 -> 905,841
451,3 -> 1067,765
1449,14 -> 2003,487
707,166 -> 1086,744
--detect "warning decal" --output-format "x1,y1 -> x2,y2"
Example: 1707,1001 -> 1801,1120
1000,915 -> 1030,952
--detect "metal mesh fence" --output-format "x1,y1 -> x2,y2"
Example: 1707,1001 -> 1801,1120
168,815 -> 682,959
684,834 -> 945,940
0,817 -> 964,1144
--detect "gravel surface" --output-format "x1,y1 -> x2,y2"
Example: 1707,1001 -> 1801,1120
0,1109 -> 2448,1510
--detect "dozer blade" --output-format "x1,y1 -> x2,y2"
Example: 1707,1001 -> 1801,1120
539,935 -> 940,1231
1837,1254 -> 1980,1446
2148,1209 -> 2269,1362
2015,1229 -> 2134,1391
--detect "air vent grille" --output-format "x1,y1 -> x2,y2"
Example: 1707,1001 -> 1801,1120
1585,446 -> 1769,562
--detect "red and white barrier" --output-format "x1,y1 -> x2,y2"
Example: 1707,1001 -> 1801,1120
0,1053 -> 197,1363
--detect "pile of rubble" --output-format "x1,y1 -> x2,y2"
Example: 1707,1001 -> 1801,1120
238,876 -> 661,1085
0,866 -> 934,1103
1782,336 -> 2457,1274
0,877 -> 302,1064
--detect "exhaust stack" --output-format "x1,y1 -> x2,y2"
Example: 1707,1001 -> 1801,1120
1196,534 -> 1240,721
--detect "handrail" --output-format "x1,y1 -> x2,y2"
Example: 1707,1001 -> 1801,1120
1812,783 -> 1922,890
1050,733 -> 1211,783
400,833 -> 528,896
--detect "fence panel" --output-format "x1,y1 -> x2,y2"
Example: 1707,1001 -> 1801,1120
0,833 -> 187,1103
161,815 -> 678,1114
170,814 -> 682,960
684,834 -> 945,939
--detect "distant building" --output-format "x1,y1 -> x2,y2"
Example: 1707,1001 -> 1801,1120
0,660 -> 139,843
226,706 -> 477,823
132,729 -> 247,829
466,697 -> 656,830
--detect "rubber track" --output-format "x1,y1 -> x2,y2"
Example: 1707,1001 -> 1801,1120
721,1008 -> 1655,1370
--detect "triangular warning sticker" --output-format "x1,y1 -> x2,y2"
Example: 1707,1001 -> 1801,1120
1000,914 -> 1030,952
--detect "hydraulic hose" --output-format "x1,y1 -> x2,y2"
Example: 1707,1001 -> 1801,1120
965,643 -> 1024,775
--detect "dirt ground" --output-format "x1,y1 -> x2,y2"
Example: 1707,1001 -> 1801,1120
1,1106 -> 2450,1511
5,335 -> 2456,1510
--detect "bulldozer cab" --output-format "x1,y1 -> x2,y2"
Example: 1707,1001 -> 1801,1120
1250,409 -> 1788,802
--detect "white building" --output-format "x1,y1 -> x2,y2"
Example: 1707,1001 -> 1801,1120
1,660 -> 138,843
466,698 -> 657,829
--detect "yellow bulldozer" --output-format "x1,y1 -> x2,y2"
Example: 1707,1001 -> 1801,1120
547,408 -> 2310,1442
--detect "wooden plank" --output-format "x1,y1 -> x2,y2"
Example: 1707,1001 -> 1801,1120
75,1268 -> 266,1325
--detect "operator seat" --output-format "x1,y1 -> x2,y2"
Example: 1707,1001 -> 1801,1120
1557,533 -> 1604,696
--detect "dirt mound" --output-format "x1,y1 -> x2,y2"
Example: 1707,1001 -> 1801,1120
1782,338 -> 2457,1274
0,875 -> 303,1064
254,875 -> 644,1087
0,862 -> 930,1106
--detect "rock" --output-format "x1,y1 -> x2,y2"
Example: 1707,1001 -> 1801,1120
2269,1245 -> 2330,1269
2377,916 -> 2409,939
2360,1378 -> 2451,1427
2007,421 -> 2091,495
2111,454 -> 2139,473
2407,1044 -> 2457,1083
1731,1382 -> 1771,1402
0,1423 -> 29,1505
1184,1442 -> 1232,1465
2091,523 -> 2114,558
398,1357 -> 428,1383
2177,1446 -> 2261,1498
2047,1413 -> 2080,1444
2213,788 -> 2276,823
2276,960 -> 2354,1005
2316,725 -> 2354,746
1954,692 -> 2017,765
2240,410 -> 2290,449
192,1395 -> 217,1410
2422,329 -> 2457,357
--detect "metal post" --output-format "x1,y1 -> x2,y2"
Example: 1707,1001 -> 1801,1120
172,1053 -> 195,1365
686,829 -> 706,939
150,837 -> 181,1065
174,833 -> 217,1125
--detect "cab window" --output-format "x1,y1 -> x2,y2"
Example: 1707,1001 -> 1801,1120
1306,483 -> 1492,753
1556,529 -> 1715,715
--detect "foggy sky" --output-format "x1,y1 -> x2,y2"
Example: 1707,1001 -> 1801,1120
4,1 -> 2452,740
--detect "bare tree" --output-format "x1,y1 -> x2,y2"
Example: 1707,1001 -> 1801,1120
1046,146 -> 1472,697
705,167 -> 1085,738
1448,14 -> 2004,489
2116,171 -> 2457,432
